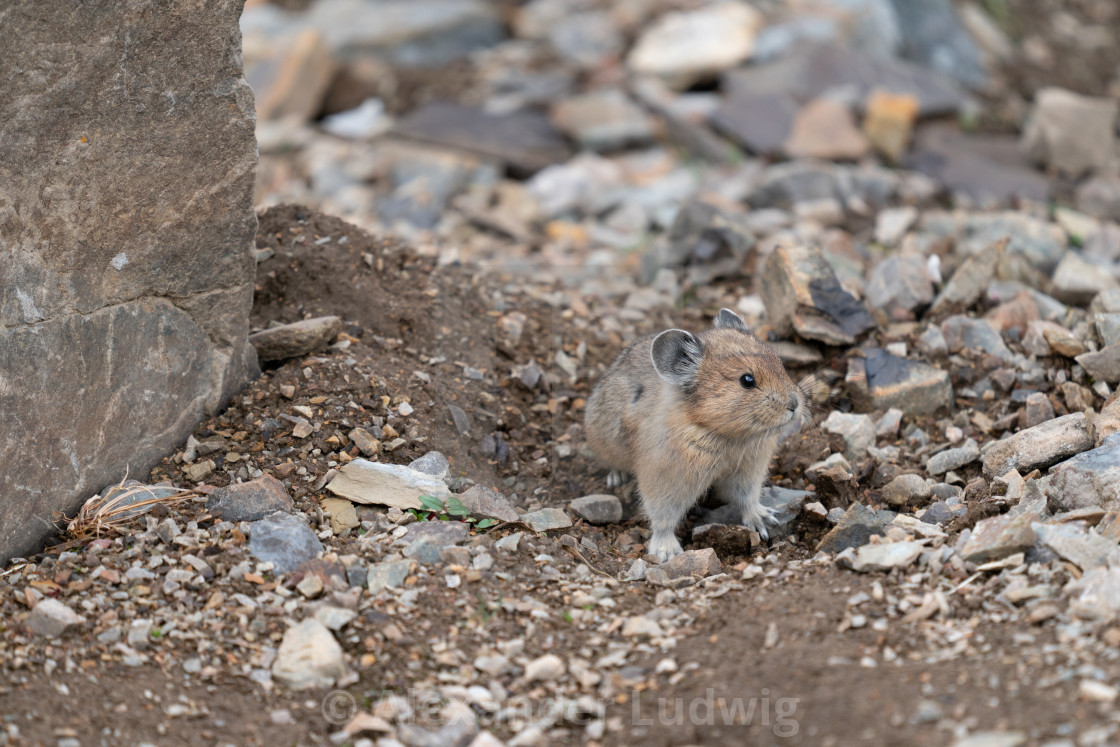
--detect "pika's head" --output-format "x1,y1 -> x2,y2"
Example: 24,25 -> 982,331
651,308 -> 803,439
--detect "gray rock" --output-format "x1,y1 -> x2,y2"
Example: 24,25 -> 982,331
711,90 -> 798,155
865,254 -> 934,319
723,42 -> 965,118
889,0 -> 987,87
1022,87 -> 1118,178
393,101 -> 570,176
519,508 -> 572,532
817,503 -> 887,554
982,413 -> 1093,477
1049,434 -> 1120,512
1051,253 -> 1119,306
408,451 -> 451,481
0,0 -> 258,563
569,495 -> 623,524
848,349 -> 952,416
249,316 -> 342,361
27,599 -> 85,638
652,548 -> 722,579
457,485 -> 519,523
248,512 -> 324,575
762,243 -> 875,346
917,325 -> 949,358
837,540 -> 925,573
494,532 -> 522,553
927,439 -> 981,475
206,475 -> 293,522
747,161 -> 843,209
546,11 -> 623,70
551,89 -> 654,151
1077,176 -> 1120,222
941,316 -> 1012,360
1019,392 -> 1054,429
1033,523 -> 1120,572
1076,344 -> 1120,384
367,558 -> 413,593
644,200 -> 754,287
271,618 -> 346,690
957,212 -> 1065,272
881,474 -> 931,506
404,520 -> 470,545
930,238 -> 1003,315
920,500 -> 963,525
959,510 -> 1038,564
327,459 -> 451,510
403,539 -> 443,564
822,412 -> 876,460
398,701 -> 479,747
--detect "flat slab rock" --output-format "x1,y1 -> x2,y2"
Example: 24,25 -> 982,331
981,413 -> 1092,477
205,475 -> 293,522
646,548 -> 722,586
1049,433 -> 1120,512
519,508 -> 572,532
817,503 -> 887,554
248,512 -> 324,575
569,494 -> 623,524
249,316 -> 342,362
457,485 -> 519,523
327,459 -> 450,510
837,541 -> 925,573
0,0 -> 258,563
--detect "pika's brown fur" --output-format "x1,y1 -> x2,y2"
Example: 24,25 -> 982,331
584,309 -> 804,560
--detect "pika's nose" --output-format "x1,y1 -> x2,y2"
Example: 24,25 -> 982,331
787,392 -> 801,412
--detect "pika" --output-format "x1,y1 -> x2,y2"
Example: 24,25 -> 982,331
584,309 -> 804,561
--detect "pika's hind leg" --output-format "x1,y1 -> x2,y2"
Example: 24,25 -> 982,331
606,470 -> 630,488
716,468 -> 778,541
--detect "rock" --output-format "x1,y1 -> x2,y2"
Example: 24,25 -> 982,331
837,540 -> 925,572
865,254 -> 933,319
1077,176 -> 1120,222
784,99 -> 871,161
327,459 -> 451,510
1040,323 -> 1087,358
644,200 -> 753,287
546,11 -> 623,70
1022,88 -> 1118,178
367,558 -> 413,593
822,412 -> 876,460
1049,434 -> 1120,512
403,520 -> 471,545
1033,523 -> 1120,572
890,0 -> 987,87
918,325 -> 948,359
27,599 -> 84,638
627,2 -> 764,89
920,501 -> 963,525
941,316 -> 1012,360
248,512 -> 324,575
408,451 -> 451,481
652,548 -> 722,579
927,440 -> 981,475
949,732 -> 1026,747
1069,566 -> 1120,620
761,243 -> 875,346
930,239 -> 1004,315
862,90 -> 919,162
982,413 -> 1092,477
1,0 -> 258,563
551,89 -> 654,152
457,485 -> 519,523
523,654 -> 565,683
1096,399 -> 1120,446
747,161 -> 842,210
398,701 -> 479,747
881,474 -> 931,507
622,616 -> 663,638
817,503 -> 887,554
250,317 -> 342,362
494,532 -> 522,553
711,91 -> 798,155
1076,345 -> 1120,383
246,29 -> 336,122
321,97 -> 393,140
905,125 -> 1050,205
393,101 -> 570,176
349,428 -> 382,457
1051,253 -> 1119,306
1019,392 -> 1055,430
873,206 -> 919,246
848,349 -> 952,416
322,497 -> 359,533
272,618 -> 346,690
519,508 -> 572,532
403,539 -> 442,564
206,475 -> 293,522
569,495 -> 623,524
723,42 -> 965,118
959,511 -> 1038,564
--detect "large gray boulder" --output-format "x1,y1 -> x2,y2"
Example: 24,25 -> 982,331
0,0 -> 258,562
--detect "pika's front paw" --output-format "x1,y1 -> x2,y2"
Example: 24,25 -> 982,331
648,533 -> 683,563
606,470 -> 631,488
742,504 -> 780,541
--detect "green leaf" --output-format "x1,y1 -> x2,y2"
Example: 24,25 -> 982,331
444,496 -> 471,517
419,495 -> 445,513
475,518 -> 498,529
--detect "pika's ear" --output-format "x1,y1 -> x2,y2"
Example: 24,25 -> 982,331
651,329 -> 703,388
714,308 -> 748,332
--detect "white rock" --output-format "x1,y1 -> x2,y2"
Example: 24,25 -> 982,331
327,459 -> 450,509
272,618 -> 347,690
522,653 -> 565,682
27,599 -> 84,637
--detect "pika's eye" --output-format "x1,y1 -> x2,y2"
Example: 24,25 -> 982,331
739,373 -> 756,389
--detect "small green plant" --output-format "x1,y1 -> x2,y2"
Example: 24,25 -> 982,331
411,495 -> 499,529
